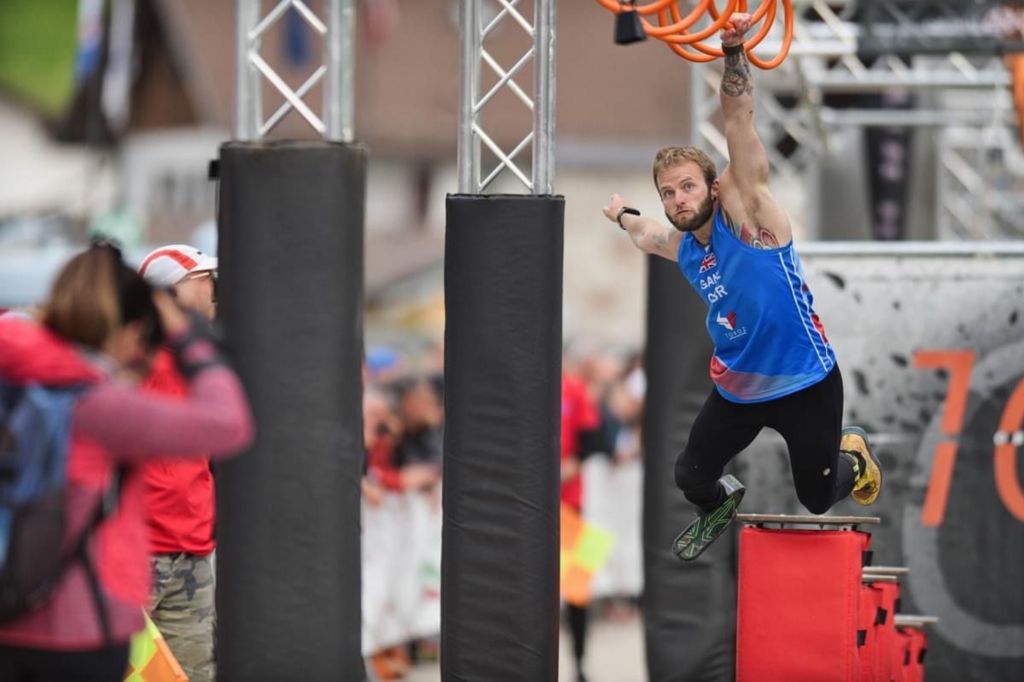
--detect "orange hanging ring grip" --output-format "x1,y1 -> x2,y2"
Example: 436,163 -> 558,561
596,0 -> 794,69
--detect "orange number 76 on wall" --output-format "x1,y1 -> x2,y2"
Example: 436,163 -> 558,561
915,350 -> 1024,527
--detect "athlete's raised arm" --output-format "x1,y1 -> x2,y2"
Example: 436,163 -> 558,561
718,14 -> 792,247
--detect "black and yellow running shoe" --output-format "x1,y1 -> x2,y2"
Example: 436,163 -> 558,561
673,474 -> 745,562
842,426 -> 882,506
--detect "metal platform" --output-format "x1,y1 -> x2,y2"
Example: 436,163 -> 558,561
862,573 -> 900,583
895,614 -> 941,627
864,565 -> 911,576
736,513 -> 881,529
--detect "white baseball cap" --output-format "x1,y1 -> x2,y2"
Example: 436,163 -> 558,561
138,244 -> 218,288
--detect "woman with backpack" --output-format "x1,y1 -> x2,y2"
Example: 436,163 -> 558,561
0,242 -> 253,682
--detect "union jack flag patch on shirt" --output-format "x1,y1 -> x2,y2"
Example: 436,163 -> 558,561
699,252 -> 718,273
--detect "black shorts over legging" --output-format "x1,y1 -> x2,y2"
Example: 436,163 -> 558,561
674,365 -> 855,515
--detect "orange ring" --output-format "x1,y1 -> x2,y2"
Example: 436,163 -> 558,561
595,0 -> 793,69
666,1 -> 725,57
650,0 -> 736,45
642,0 -> 713,37
747,0 -> 793,69
658,7 -> 718,59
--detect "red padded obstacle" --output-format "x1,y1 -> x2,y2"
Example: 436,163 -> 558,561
892,615 -> 936,682
868,579 -> 902,682
858,582 -> 885,682
900,626 -> 928,682
736,516 -> 878,682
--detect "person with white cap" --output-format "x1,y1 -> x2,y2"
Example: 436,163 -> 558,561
137,244 -> 221,682
138,244 -> 218,322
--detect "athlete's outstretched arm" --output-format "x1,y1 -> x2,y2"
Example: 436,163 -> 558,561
719,14 -> 792,245
719,14 -> 768,191
602,193 -> 682,262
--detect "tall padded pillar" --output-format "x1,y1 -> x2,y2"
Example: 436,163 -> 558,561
643,255 -> 736,681
442,194 -> 564,681
215,141 -> 366,681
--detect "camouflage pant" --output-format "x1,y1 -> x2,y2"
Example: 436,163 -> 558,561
150,552 -> 216,682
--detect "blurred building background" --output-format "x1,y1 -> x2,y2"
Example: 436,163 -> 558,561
4,0 -> 1020,354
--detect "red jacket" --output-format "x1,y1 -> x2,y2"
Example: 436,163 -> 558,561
141,350 -> 216,555
0,317 -> 253,650
560,374 -> 601,511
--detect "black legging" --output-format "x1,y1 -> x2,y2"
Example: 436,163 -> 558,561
674,365 -> 855,515
0,643 -> 130,682
567,602 -> 587,666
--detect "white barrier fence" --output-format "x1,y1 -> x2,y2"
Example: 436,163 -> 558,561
360,457 -> 645,655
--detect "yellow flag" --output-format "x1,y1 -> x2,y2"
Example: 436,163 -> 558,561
560,504 -> 615,606
124,611 -> 189,682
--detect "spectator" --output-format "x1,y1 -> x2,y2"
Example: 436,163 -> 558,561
0,242 -> 252,682
394,378 -> 443,470
136,244 -> 221,682
560,369 -> 603,682
362,387 -> 402,506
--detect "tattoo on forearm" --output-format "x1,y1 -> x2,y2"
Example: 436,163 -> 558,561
651,230 -> 668,249
722,52 -> 754,98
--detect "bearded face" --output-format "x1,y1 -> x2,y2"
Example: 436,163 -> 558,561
665,190 -> 715,233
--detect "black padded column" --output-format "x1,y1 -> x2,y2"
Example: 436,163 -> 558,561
642,255 -> 737,682
215,141 -> 366,681
442,194 -> 564,681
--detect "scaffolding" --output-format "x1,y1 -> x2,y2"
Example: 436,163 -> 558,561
689,0 -> 1024,239
235,0 -> 355,142
458,0 -> 557,195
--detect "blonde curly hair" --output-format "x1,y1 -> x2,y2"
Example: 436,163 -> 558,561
652,146 -> 718,190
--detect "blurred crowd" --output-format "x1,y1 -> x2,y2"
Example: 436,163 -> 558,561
359,342 -> 646,681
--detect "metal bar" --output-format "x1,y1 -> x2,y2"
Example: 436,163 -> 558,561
494,0 -> 534,36
475,124 -> 533,190
819,108 -> 1016,127
532,0 -> 556,194
261,65 -> 327,137
250,0 -> 293,41
235,0 -> 262,140
326,0 -> 355,142
473,48 -> 534,114
292,0 -> 328,34
482,0 -> 519,38
735,513 -> 881,525
458,0 -> 481,193
481,49 -> 533,111
894,615 -> 941,627
801,70 -> 1011,92
480,131 -> 534,191
862,574 -> 899,583
865,566 -> 910,575
797,241 -> 1024,256
250,51 -> 326,133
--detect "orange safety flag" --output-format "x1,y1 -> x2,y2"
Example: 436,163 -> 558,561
124,611 -> 189,682
1009,54 -> 1024,149
560,504 -> 615,606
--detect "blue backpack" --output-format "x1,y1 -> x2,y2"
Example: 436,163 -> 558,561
0,379 -> 117,631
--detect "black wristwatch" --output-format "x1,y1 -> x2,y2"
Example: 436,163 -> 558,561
616,206 -> 641,229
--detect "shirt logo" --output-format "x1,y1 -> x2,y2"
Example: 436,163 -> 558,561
716,311 -> 747,340
699,252 -> 718,273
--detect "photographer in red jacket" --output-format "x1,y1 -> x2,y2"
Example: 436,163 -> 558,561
0,242 -> 252,682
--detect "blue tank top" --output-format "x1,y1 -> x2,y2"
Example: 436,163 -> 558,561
677,206 -> 836,403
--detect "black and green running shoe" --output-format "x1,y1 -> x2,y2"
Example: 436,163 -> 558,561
673,474 -> 746,562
